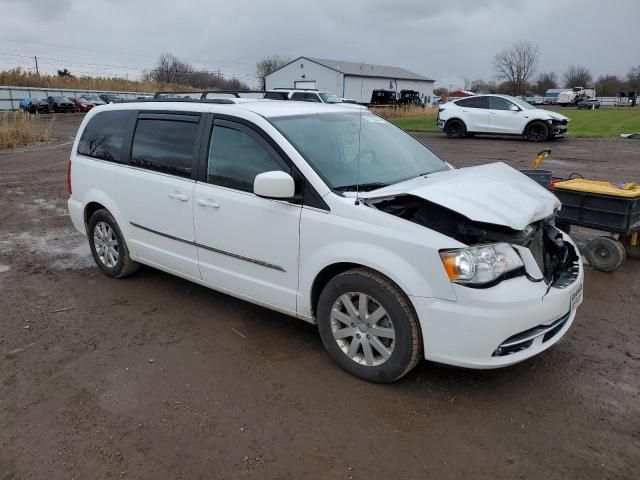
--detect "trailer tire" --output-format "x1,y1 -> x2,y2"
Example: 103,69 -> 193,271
584,237 -> 626,272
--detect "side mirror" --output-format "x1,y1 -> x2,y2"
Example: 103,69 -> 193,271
510,105 -> 520,112
254,171 -> 295,200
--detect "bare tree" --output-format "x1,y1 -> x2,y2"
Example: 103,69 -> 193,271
563,65 -> 592,87
469,79 -> 497,94
535,72 -> 557,95
147,53 -> 250,90
626,65 -> 640,91
149,53 -> 193,84
493,40 -> 539,95
432,87 -> 448,97
595,74 -> 622,97
256,55 -> 291,89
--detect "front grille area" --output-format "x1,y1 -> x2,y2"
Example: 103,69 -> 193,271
524,222 -> 580,288
492,312 -> 571,357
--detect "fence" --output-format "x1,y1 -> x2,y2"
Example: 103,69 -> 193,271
0,85 -> 152,110
525,96 -> 635,107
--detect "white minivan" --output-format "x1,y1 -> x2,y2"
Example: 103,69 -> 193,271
67,98 -> 583,383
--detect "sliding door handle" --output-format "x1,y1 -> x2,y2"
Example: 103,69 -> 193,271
197,199 -> 220,209
168,192 -> 189,202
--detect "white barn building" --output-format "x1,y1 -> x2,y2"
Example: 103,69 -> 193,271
265,56 -> 435,104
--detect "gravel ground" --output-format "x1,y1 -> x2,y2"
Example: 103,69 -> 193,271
1,114 -> 639,479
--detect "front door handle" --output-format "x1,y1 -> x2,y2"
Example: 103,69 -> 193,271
168,192 -> 189,202
197,198 -> 220,209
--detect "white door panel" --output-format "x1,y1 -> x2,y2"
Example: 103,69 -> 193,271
460,108 -> 489,132
117,166 -> 199,277
488,110 -> 526,134
194,183 -> 301,312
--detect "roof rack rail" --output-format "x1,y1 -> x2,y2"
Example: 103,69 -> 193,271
119,97 -> 236,105
153,90 -> 278,99
272,87 -> 319,91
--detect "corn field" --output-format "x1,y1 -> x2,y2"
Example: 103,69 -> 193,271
0,68 -> 195,94
0,111 -> 53,150
369,105 -> 439,119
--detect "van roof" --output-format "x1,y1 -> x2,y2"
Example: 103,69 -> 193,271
97,99 -> 358,118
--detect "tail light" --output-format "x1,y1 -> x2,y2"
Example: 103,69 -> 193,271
66,160 -> 72,195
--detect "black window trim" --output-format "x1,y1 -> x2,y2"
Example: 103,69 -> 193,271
197,113 -> 329,211
126,110 -> 205,181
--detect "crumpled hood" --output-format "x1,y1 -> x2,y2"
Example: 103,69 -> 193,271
544,110 -> 569,122
361,162 -> 561,230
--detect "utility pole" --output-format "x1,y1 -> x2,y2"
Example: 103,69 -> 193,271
34,56 -> 39,75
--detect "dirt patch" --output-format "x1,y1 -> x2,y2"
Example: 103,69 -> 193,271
1,116 -> 639,479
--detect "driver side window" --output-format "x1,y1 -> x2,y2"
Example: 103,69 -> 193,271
207,123 -> 286,193
489,97 -> 515,110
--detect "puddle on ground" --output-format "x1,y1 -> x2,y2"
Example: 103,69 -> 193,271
0,227 -> 93,271
33,198 -> 69,217
0,264 -> 9,273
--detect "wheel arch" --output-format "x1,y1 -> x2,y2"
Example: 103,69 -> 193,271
84,201 -> 106,231
522,118 -> 550,135
309,262 -> 417,319
444,117 -> 466,129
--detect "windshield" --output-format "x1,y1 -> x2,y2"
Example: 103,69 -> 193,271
319,92 -> 341,104
270,111 -> 449,191
509,96 -> 535,110
53,96 -> 68,101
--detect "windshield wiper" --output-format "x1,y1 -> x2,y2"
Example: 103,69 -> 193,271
334,182 -> 388,192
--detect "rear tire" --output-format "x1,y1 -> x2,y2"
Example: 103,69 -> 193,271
317,268 -> 422,383
524,121 -> 550,142
584,237 -> 626,272
444,119 -> 466,139
88,209 -> 139,278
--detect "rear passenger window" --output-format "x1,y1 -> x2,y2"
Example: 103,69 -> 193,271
207,124 -> 285,192
130,117 -> 199,178
456,97 -> 489,109
77,110 -> 129,162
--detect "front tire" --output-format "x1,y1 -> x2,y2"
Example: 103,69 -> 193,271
317,268 -> 422,383
88,209 -> 139,278
524,121 -> 550,142
444,119 -> 466,139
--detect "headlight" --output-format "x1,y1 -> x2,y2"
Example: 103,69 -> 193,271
440,243 -> 524,285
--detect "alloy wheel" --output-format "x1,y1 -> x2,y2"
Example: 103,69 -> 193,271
93,221 -> 119,268
330,292 -> 396,366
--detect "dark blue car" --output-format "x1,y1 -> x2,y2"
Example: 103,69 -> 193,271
19,98 -> 50,114
577,99 -> 601,109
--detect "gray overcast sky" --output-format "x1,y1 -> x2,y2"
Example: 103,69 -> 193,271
1,0 -> 638,89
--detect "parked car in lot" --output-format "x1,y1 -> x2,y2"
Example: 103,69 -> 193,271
67,100 -> 583,383
437,94 -> 569,142
81,95 -> 107,106
577,99 -> 601,109
98,93 -> 122,104
46,96 -> 75,113
267,89 -> 363,108
71,97 -> 95,112
19,98 -> 50,114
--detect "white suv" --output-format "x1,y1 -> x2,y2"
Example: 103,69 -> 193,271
67,99 -> 583,383
437,94 -> 569,142
268,89 -> 363,108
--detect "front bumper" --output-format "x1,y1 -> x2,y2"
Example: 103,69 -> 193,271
437,119 -> 445,130
411,232 -> 583,369
550,123 -> 568,135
